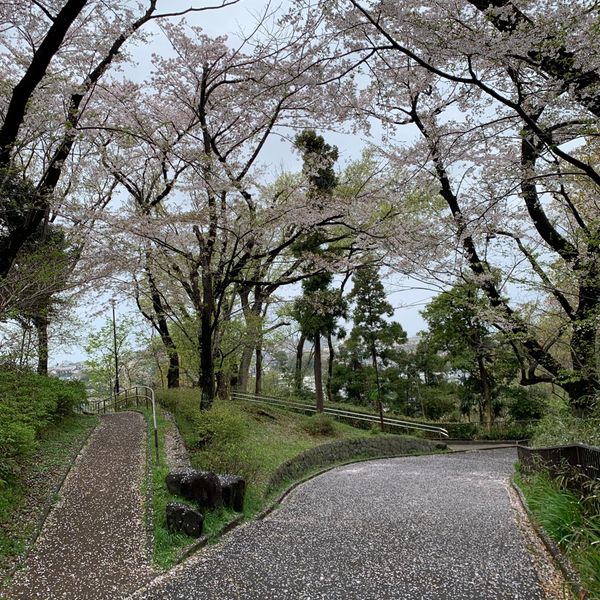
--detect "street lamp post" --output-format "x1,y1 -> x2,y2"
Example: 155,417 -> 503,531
110,298 -> 120,396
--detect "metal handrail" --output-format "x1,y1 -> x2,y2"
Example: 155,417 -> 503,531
231,391 -> 449,438
78,385 -> 159,462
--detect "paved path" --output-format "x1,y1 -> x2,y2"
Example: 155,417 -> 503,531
131,449 -> 546,600
3,412 -> 154,600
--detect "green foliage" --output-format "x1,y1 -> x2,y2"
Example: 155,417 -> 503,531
294,129 -> 338,197
84,315 -> 138,397
0,371 -> 85,483
302,413 -> 336,436
518,472 -> 600,597
332,262 -> 407,408
532,398 -> 600,447
421,281 -> 519,421
506,386 -> 548,421
419,384 -> 459,420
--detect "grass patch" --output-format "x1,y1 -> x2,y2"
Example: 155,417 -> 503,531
138,406 -> 241,570
138,407 -> 190,570
158,389 -> 370,514
0,414 -> 97,578
144,389 -> 372,567
516,471 -> 600,597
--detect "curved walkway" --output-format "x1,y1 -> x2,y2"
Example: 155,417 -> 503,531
3,412 -> 154,600
130,449 -> 550,600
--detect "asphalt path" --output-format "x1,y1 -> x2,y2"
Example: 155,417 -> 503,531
131,448 -> 545,600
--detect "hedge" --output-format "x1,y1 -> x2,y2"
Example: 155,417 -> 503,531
266,435 -> 445,494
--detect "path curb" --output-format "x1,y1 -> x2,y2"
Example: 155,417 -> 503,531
510,478 -> 587,600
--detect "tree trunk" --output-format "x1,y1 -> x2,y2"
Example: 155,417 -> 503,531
216,370 -> 229,400
314,334 -> 324,412
326,332 -> 334,404
295,334 -> 305,394
370,342 -> 384,431
199,285 -> 215,411
477,355 -> 493,430
34,315 -> 49,376
255,344 -> 263,395
237,345 -> 253,393
146,265 -> 180,388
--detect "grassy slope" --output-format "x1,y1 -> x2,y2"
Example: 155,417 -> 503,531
150,389 -> 370,568
516,472 -> 600,597
0,414 -> 97,579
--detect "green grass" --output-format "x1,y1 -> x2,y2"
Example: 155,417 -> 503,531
143,389 -> 372,568
516,471 -> 600,597
158,389 -> 370,514
138,405 -> 241,570
0,414 -> 97,576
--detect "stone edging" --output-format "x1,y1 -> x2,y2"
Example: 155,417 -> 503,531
510,478 -> 588,600
2,415 -> 99,584
266,435 -> 445,494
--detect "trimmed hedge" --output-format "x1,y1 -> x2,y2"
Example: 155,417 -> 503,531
0,371 -> 85,483
266,435 -> 446,494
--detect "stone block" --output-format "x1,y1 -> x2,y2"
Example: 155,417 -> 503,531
166,502 -> 203,538
165,468 -> 223,509
218,474 -> 246,512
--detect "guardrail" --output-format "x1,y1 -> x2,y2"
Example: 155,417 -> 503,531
231,391 -> 449,438
517,442 -> 600,487
78,385 -> 159,462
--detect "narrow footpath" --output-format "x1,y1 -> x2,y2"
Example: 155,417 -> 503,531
2,412 -> 154,600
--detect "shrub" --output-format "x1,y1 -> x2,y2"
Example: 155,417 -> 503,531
532,400 -> 600,448
0,371 -> 85,483
302,413 -> 335,436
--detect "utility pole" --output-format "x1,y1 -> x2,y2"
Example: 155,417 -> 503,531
111,298 -> 120,396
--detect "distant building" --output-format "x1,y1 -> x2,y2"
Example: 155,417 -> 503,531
49,362 -> 87,381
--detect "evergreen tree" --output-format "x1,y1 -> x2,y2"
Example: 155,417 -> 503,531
344,263 -> 407,428
291,130 -> 342,411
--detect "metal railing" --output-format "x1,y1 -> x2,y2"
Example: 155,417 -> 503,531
78,385 -> 159,462
231,391 -> 449,438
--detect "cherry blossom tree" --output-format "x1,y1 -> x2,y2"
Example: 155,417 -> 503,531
293,0 -> 600,414
0,0 -> 238,280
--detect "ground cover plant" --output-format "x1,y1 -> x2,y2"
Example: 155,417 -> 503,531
0,372 -> 85,482
516,471 -> 600,598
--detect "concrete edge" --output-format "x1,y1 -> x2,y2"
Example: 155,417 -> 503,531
1,414 -> 99,585
510,478 -> 588,600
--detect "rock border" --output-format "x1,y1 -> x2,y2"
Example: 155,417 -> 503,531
510,478 -> 588,600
